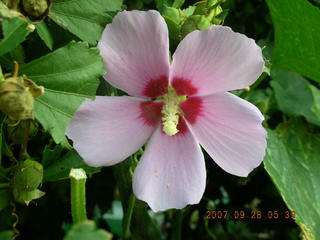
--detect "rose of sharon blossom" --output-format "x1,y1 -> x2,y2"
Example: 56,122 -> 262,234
66,10 -> 266,212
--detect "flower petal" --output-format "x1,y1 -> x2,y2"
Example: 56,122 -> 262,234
98,10 -> 170,98
170,26 -> 264,96
66,96 -> 160,167
185,93 -> 266,177
133,122 -> 206,212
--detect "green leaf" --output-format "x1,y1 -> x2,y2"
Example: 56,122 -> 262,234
21,41 -> 103,96
13,188 -> 45,205
42,143 -> 64,167
156,0 -> 173,12
64,220 -> 112,240
0,18 -> 30,57
267,0 -> 320,83
49,0 -> 123,45
0,230 -> 14,240
20,41 -> 104,146
0,189 -> 9,211
181,15 -> 211,37
264,119 -> 320,239
43,150 -> 100,182
271,70 -> 320,126
34,90 -> 84,148
244,88 -> 274,116
163,7 -> 181,41
172,0 -> 185,8
36,21 -> 54,50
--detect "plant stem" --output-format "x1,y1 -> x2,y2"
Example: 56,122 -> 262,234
69,168 -> 87,224
123,193 -> 136,239
171,210 -> 183,240
19,120 -> 30,161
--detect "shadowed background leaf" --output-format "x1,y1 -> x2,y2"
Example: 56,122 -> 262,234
264,119 -> 320,239
267,0 -> 320,83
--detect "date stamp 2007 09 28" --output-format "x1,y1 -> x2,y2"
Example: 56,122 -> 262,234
205,210 -> 296,220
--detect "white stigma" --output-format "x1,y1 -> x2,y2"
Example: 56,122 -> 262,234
161,87 -> 186,136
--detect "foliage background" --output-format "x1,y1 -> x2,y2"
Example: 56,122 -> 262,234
0,0 -> 319,239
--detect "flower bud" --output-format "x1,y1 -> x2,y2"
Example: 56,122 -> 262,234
0,77 -> 34,120
12,159 -> 43,192
27,23 -> 35,32
22,0 -> 49,18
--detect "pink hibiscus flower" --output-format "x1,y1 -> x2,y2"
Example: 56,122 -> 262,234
66,10 -> 266,212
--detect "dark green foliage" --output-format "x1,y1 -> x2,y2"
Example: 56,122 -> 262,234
0,0 -> 319,239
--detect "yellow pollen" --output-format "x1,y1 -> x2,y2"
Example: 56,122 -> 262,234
161,87 -> 186,136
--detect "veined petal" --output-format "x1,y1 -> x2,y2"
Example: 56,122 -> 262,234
170,26 -> 264,96
133,122 -> 206,212
98,10 -> 170,98
66,96 -> 160,167
186,93 -> 266,177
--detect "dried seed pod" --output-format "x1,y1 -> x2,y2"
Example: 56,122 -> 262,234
0,77 -> 34,120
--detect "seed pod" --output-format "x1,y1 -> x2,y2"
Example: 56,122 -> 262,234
0,77 -> 34,120
12,159 -> 43,192
22,0 -> 48,18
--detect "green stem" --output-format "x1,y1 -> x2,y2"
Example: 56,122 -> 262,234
19,120 -> 30,161
123,193 -> 136,239
204,219 -> 217,240
171,210 -> 183,240
69,168 -> 87,224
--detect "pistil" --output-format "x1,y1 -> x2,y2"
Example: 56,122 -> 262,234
161,87 -> 186,136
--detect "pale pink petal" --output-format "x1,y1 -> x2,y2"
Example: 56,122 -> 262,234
66,96 -> 161,167
170,26 -> 264,96
133,122 -> 206,212
98,10 -> 170,98
183,93 -> 266,177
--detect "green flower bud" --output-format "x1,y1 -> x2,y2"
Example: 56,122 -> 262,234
12,159 -> 43,192
27,23 -> 35,32
22,0 -> 48,18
